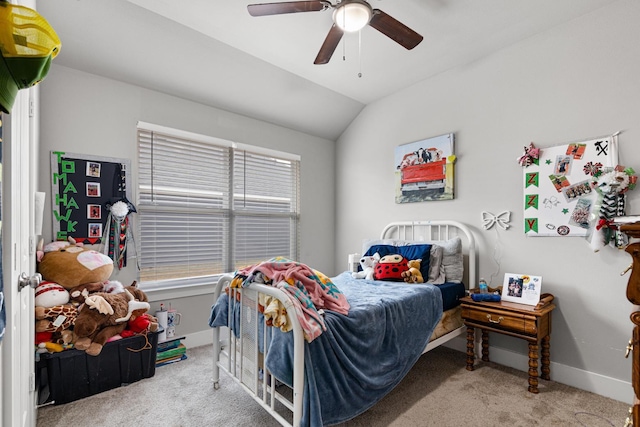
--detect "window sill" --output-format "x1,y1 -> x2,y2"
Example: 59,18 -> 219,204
141,279 -> 219,303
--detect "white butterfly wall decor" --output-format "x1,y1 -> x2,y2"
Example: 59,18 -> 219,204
482,211 -> 511,230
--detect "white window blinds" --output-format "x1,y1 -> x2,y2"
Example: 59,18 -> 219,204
137,124 -> 300,290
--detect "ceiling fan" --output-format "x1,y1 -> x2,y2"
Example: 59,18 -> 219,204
247,0 -> 423,65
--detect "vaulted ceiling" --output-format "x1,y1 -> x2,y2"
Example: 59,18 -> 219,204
38,0 -> 616,140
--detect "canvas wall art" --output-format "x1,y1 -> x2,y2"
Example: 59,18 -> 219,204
395,133 -> 455,203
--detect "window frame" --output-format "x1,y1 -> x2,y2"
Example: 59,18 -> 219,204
136,122 -> 300,292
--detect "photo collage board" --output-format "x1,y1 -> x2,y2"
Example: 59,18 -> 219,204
523,136 -> 617,237
51,151 -> 131,244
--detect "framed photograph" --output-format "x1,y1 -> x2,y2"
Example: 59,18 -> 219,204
502,273 -> 542,306
86,161 -> 101,177
86,182 -> 101,197
88,223 -> 103,238
87,204 -> 102,219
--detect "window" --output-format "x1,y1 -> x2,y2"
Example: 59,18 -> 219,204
137,122 -> 300,290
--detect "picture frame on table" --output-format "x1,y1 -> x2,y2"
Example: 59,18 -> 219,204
502,273 -> 542,306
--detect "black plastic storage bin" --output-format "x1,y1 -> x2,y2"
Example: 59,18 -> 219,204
37,330 -> 159,405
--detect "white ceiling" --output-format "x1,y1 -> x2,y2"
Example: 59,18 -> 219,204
38,0 -> 616,141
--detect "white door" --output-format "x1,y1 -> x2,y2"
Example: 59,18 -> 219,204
1,53 -> 39,427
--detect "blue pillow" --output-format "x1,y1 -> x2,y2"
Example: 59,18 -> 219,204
363,244 -> 432,281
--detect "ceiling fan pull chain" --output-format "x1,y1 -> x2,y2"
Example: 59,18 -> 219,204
358,29 -> 363,78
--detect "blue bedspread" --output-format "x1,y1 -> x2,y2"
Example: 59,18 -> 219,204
209,271 -> 443,426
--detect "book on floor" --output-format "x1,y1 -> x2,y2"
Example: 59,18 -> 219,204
156,343 -> 187,361
156,353 -> 187,367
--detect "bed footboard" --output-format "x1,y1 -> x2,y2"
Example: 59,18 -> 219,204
212,274 -> 305,427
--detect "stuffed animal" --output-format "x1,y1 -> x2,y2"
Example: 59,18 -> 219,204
35,304 -> 78,333
401,259 -> 424,284
74,289 -> 147,356
121,283 -> 159,337
68,282 -> 105,306
374,254 -> 409,281
589,166 -> 637,252
35,281 -> 70,307
37,238 -> 114,290
34,281 -> 78,333
351,253 -> 381,280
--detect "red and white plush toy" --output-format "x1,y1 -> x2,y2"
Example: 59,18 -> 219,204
34,281 -> 78,334
374,254 -> 409,281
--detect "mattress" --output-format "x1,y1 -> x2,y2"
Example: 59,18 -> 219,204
437,281 -> 466,311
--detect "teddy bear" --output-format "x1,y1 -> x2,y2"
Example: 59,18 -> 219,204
351,253 -> 381,280
37,237 -> 114,290
401,259 -> 424,284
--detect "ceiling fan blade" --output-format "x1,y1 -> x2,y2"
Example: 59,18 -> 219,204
314,25 -> 344,64
247,1 -> 330,17
369,9 -> 423,50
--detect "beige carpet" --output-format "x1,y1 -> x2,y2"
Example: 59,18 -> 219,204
37,344 -> 630,427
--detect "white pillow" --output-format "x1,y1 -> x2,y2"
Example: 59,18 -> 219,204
435,237 -> 463,283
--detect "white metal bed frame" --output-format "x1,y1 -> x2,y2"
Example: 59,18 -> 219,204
211,220 -> 477,427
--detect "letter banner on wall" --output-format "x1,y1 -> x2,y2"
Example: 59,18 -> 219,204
523,136 -> 617,237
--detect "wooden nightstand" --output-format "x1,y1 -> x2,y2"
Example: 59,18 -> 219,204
460,293 -> 556,393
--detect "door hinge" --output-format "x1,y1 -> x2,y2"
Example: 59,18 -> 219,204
29,98 -> 35,117
29,372 -> 36,392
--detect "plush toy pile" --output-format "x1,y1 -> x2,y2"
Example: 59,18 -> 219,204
352,252 -> 424,284
35,238 -> 158,356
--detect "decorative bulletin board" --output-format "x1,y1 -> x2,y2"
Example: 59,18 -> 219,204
51,151 -> 131,243
523,136 -> 617,237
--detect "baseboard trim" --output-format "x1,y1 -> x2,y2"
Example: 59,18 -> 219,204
184,329 -> 214,349
444,336 -> 632,405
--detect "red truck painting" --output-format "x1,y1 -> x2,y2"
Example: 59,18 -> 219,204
397,150 -> 446,194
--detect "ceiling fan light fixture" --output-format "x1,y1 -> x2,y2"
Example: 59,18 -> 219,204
333,1 -> 372,32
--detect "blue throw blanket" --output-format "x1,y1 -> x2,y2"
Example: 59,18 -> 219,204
210,271 -> 443,426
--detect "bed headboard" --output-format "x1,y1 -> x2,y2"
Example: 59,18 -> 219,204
379,220 -> 477,290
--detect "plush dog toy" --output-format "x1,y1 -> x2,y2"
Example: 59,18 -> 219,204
401,259 -> 424,284
352,253 -> 381,280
